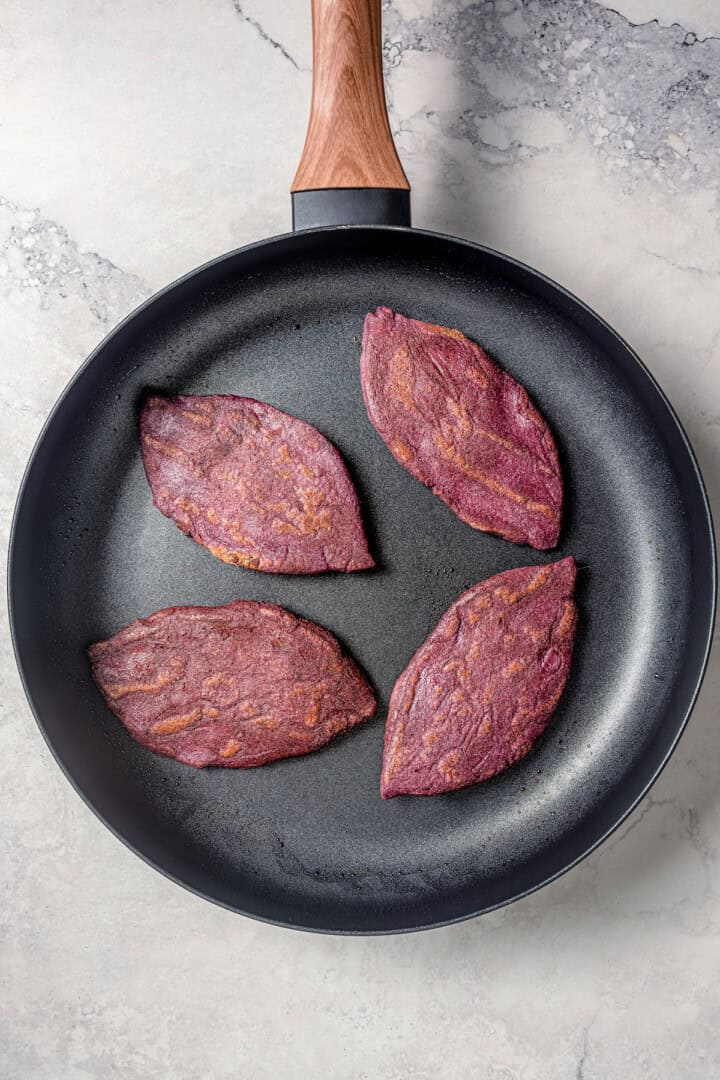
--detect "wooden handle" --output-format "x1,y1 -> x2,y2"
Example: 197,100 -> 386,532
291,0 -> 410,192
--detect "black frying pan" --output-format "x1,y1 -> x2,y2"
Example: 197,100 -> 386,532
8,1 -> 715,934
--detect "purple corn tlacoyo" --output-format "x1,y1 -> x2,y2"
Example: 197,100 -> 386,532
381,558 -> 577,798
361,308 -> 562,549
89,600 -> 376,768
140,394 -> 374,574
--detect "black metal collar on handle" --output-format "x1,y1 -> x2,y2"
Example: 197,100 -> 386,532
292,188 -> 412,230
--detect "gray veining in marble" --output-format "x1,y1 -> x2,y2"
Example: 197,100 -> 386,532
383,0 -> 720,192
232,1 -> 305,69
1,1 -> 719,1078
0,196 -> 148,324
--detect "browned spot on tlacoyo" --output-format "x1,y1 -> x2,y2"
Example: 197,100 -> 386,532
181,409 -> 213,428
446,397 -> 473,437
557,600 -> 576,638
207,544 -> 262,570
495,566 -> 553,605
361,307 -> 562,549
254,716 -> 280,731
150,709 -> 202,736
388,345 -> 416,408
271,488 -> 332,537
434,433 -> 557,521
325,714 -> 350,737
280,434 -> 317,477
237,700 -> 259,718
203,673 -> 228,690
104,672 -> 176,699
381,558 -> 577,797
140,394 -> 373,574
392,440 -> 413,463
479,716 -> 493,737
87,599 -> 376,769
438,750 -> 462,784
424,322 -> 467,341
141,435 -> 196,467
466,365 -> 490,389
438,614 -> 460,642
305,703 -> 321,728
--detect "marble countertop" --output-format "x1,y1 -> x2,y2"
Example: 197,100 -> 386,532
2,1 -> 719,1076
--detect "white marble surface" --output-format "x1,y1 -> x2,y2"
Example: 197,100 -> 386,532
2,1 -> 720,1076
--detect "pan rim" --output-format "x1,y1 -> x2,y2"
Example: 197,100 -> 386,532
7,225 -> 717,934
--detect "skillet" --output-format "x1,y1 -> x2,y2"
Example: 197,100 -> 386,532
8,0 -> 715,933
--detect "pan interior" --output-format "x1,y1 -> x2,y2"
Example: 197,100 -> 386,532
10,229 -> 713,932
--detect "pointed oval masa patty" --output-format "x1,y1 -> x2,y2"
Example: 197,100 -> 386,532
381,557 -> 577,798
88,601 -> 376,768
361,307 -> 562,549
141,394 -> 374,573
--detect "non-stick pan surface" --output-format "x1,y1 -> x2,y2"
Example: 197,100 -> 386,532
9,227 -> 715,932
